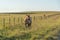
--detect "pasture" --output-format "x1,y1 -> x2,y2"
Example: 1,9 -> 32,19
0,12 -> 60,40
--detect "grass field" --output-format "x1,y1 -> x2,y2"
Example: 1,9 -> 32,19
0,11 -> 60,40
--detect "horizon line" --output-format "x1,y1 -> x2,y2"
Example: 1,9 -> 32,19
0,11 -> 60,13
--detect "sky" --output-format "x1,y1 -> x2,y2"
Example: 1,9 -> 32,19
0,0 -> 60,12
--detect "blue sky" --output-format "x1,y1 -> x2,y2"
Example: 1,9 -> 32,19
0,0 -> 60,12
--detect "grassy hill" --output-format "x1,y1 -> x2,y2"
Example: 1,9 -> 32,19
0,11 -> 60,40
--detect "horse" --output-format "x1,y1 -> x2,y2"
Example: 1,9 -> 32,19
24,15 -> 32,28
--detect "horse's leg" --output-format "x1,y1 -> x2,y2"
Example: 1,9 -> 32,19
28,23 -> 31,28
25,23 -> 28,28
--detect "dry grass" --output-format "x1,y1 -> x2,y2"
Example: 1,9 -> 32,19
0,12 -> 60,40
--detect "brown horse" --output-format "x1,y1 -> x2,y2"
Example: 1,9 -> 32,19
24,15 -> 32,28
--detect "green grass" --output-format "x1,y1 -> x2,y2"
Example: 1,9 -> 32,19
0,12 -> 60,40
